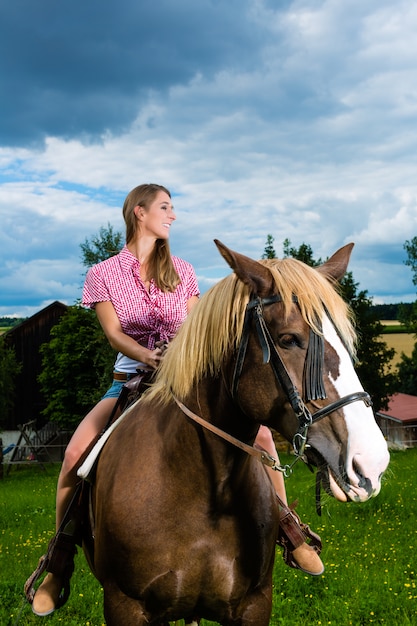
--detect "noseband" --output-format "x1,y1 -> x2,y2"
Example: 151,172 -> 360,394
232,295 -> 372,456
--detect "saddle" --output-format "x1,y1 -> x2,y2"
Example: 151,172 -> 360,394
106,368 -> 155,427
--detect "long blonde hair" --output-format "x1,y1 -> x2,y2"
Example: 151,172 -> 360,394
122,184 -> 180,292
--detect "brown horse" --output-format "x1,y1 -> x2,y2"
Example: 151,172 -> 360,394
83,240 -> 389,625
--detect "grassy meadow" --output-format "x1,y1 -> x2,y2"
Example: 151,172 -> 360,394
1,449 -> 417,626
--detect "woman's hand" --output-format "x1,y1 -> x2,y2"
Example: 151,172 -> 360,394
144,341 -> 169,369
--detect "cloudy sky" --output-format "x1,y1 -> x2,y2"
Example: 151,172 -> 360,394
1,0 -> 417,318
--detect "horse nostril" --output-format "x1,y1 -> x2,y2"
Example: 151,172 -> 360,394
353,458 -> 373,496
357,475 -> 372,495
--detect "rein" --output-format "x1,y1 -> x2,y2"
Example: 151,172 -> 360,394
174,294 -> 372,476
173,396 -> 283,471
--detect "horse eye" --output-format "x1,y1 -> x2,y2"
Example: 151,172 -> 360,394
278,334 -> 300,348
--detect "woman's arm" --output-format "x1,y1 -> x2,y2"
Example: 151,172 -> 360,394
187,295 -> 199,313
95,301 -> 162,369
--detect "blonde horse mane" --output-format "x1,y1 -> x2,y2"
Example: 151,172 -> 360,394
145,257 -> 356,407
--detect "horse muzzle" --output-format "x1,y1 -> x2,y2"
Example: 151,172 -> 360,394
308,444 -> 389,505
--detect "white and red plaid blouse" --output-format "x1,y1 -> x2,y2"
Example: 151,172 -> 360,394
82,245 -> 199,350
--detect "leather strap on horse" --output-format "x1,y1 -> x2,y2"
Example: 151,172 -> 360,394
316,470 -> 324,517
173,395 -> 323,570
173,396 -> 281,471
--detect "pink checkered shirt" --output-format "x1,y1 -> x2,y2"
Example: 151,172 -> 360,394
82,245 -> 199,350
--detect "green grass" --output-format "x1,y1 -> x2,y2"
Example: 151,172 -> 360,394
1,450 -> 417,625
381,325 -> 409,334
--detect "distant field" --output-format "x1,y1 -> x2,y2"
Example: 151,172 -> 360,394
382,334 -> 414,366
381,322 -> 415,368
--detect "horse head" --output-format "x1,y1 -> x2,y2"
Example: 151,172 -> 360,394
214,239 -> 390,505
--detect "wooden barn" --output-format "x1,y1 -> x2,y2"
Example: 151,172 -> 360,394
376,393 -> 417,449
3,301 -> 67,430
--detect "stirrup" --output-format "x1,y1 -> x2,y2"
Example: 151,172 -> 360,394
276,499 -> 322,570
24,532 -> 76,610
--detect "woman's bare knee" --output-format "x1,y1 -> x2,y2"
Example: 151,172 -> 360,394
256,425 -> 275,453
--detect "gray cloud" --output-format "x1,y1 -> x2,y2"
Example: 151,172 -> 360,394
0,0 -> 416,316
0,0 -> 267,146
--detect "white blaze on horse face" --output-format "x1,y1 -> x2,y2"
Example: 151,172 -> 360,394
322,316 -> 390,502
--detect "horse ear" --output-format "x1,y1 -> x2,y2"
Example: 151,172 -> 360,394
214,239 -> 275,297
317,243 -> 354,281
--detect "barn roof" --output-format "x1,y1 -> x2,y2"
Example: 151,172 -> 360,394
377,393 -> 417,424
3,300 -> 67,337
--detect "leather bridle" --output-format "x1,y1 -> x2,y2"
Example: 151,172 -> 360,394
232,295 -> 372,457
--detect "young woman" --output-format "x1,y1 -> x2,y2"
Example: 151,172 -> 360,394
29,184 -> 200,616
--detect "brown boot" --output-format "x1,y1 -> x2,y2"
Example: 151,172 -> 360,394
31,572 -> 63,616
277,498 -> 324,576
24,531 -> 76,615
25,483 -> 84,615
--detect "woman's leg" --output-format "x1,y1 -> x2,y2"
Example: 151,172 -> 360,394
255,426 -> 324,576
255,425 -> 288,505
55,397 -> 117,529
31,398 -> 117,616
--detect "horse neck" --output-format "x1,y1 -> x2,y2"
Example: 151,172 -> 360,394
191,376 -> 260,444
178,380 -> 261,508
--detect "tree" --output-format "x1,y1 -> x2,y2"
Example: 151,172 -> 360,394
0,338 -> 22,428
38,304 -> 115,428
262,234 -> 277,259
339,272 -> 397,411
397,237 -> 417,334
0,317 -> 27,328
404,236 -> 417,287
396,344 -> 417,395
396,236 -> 417,394
283,238 -> 321,266
275,239 -> 397,412
80,223 -> 123,268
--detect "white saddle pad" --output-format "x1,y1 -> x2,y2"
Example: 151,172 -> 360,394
77,411 -> 127,480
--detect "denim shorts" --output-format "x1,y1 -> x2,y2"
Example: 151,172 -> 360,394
101,373 -> 138,399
